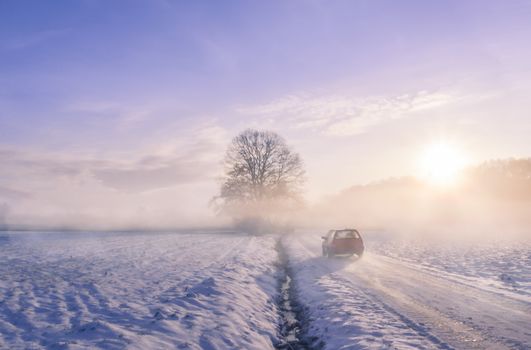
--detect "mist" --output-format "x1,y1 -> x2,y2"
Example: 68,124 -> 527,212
300,160 -> 531,242
2,151 -> 531,241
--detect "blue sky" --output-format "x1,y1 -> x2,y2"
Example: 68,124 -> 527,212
1,0 -> 531,227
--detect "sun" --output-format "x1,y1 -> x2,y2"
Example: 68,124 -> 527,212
419,142 -> 467,186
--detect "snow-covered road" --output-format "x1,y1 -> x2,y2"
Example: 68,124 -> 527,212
285,232 -> 531,350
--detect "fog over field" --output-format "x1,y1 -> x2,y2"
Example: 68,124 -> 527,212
307,163 -> 531,241
3,147 -> 531,242
1,1 -> 531,236
1,1 -> 531,349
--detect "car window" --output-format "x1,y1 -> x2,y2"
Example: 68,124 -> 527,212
334,230 -> 359,239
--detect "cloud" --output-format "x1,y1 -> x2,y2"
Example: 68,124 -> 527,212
236,94 -> 357,124
326,92 -> 454,136
0,124 -> 230,229
64,100 -> 156,130
0,186 -> 31,200
0,148 -> 85,179
0,138 -> 220,194
1,29 -> 69,51
236,91 -> 456,136
93,154 -> 214,192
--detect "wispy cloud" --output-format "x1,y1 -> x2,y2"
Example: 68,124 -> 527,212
0,186 -> 31,200
0,124 -> 229,228
64,100 -> 157,130
236,91 -> 456,136
1,29 -> 69,51
0,136 -> 221,194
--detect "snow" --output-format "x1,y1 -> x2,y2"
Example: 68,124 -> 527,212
0,231 -> 280,349
1,229 -> 530,349
284,230 -> 531,350
283,234 -> 449,350
366,234 -> 531,301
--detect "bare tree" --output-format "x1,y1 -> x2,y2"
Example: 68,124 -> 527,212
213,129 -> 305,227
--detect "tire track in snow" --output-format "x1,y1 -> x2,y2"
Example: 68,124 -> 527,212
302,243 -> 486,349
285,235 -> 449,349
341,254 -> 530,349
375,254 -> 531,304
292,232 -> 530,350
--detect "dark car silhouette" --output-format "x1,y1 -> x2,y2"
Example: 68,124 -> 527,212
321,229 -> 364,258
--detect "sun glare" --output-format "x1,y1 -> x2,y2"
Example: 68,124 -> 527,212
420,142 -> 467,186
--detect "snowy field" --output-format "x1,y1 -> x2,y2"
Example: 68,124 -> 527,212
1,230 -> 530,350
0,231 -> 280,349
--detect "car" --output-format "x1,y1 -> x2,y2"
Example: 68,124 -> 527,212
322,228 -> 364,258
